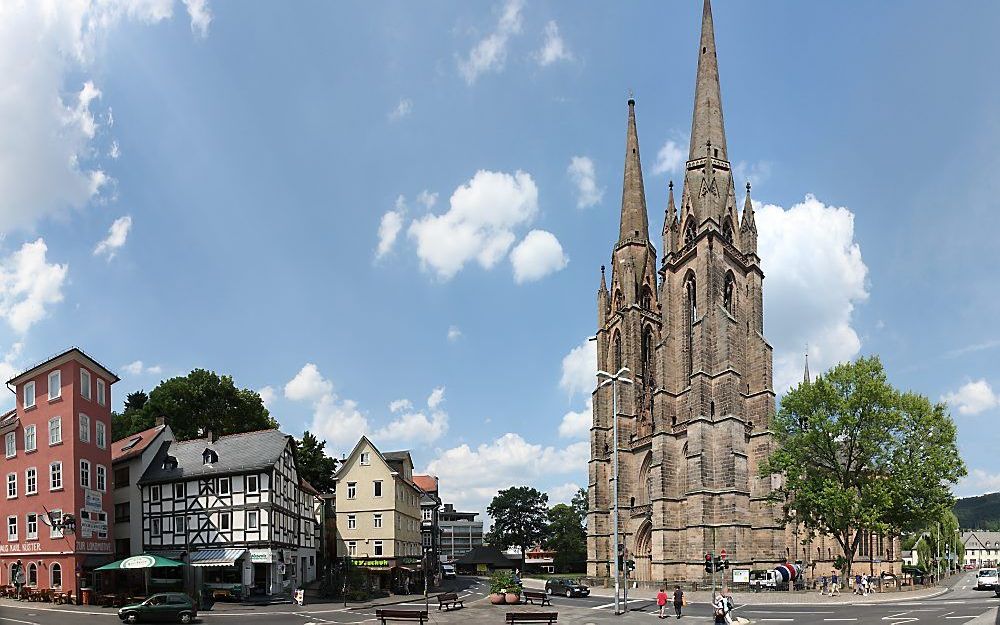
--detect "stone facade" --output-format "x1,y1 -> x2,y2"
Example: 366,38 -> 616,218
586,0 -> 898,585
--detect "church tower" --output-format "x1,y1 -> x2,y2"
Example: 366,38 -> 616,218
588,0 -> 789,584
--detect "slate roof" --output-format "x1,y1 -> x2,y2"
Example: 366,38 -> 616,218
963,531 -> 1000,549
112,424 -> 168,464
138,429 -> 291,485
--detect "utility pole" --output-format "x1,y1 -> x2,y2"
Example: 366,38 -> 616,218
937,524 -> 941,583
597,366 -> 633,617
712,528 -> 718,597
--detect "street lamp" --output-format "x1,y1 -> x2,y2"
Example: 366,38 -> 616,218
596,366 -> 633,616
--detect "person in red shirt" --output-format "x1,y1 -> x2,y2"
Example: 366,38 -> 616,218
657,586 -> 669,619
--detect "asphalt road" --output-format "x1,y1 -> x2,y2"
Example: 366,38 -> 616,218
1,573 -> 997,625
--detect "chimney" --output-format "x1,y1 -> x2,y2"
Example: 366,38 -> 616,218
206,429 -> 219,443
155,416 -> 165,427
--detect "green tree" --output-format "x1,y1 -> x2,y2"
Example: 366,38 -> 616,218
111,390 -> 149,441
294,431 -> 339,493
486,486 -> 549,565
571,488 -> 588,522
112,369 -> 278,441
763,356 -> 966,578
546,503 -> 586,573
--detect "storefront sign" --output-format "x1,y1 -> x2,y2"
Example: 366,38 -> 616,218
122,555 -> 156,569
351,558 -> 390,567
80,519 -> 108,539
401,557 -> 421,565
84,489 -> 103,512
78,541 -> 112,554
0,542 -> 42,554
250,549 -> 274,563
476,564 -> 488,573
732,569 -> 750,583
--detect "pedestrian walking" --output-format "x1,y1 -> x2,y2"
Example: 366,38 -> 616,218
722,587 -> 735,625
657,586 -> 669,619
830,571 -> 840,596
712,592 -> 727,625
854,574 -> 862,595
673,585 -> 685,619
821,575 -> 828,595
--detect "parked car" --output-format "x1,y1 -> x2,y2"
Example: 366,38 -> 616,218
545,578 -> 590,598
118,593 -> 198,624
442,564 -> 456,579
964,564 -> 977,571
976,568 -> 998,590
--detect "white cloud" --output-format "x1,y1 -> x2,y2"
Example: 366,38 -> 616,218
93,215 -> 133,260
559,338 -> 596,397
958,468 -> 1000,497
535,20 -> 572,66
0,239 -> 69,334
120,360 -> 163,376
416,190 -> 438,210
0,343 -> 25,395
388,98 -> 413,121
374,386 -> 448,446
284,363 -> 370,447
258,385 -> 276,408
757,194 -> 869,394
109,140 -> 121,159
376,196 -> 406,259
447,326 -> 462,342
458,0 -> 523,85
559,398 -> 592,439
947,339 -> 1000,358
941,380 -> 1000,416
510,230 -> 568,284
408,170 -> 538,280
0,1 -> 208,232
427,387 -> 446,410
733,160 -> 773,187
652,140 -> 685,176
424,433 -> 588,519
549,482 -> 582,505
389,399 -> 413,413
567,156 -> 603,209
182,0 -> 213,38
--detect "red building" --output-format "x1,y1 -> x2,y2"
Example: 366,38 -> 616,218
0,348 -> 119,596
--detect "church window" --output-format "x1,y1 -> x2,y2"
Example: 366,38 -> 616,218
641,327 -> 654,378
684,220 -> 696,245
684,273 -> 697,379
722,219 -> 734,244
614,290 -> 625,311
641,286 -> 653,310
724,272 -> 736,314
612,332 -> 622,372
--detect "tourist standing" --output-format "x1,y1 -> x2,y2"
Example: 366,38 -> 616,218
831,571 -> 840,596
657,587 -> 669,619
673,585 -> 685,619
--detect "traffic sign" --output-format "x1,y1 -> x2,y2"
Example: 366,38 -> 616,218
720,549 -> 727,559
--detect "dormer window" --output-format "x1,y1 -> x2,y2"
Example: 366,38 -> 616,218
203,449 -> 218,465
162,455 -> 178,471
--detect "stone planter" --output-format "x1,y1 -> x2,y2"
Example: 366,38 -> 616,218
504,592 -> 520,604
489,593 -> 506,605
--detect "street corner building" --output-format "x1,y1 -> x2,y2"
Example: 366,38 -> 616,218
586,0 -> 898,585
0,347 -> 119,595
136,429 -> 321,597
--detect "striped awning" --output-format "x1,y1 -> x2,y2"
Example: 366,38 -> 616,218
189,549 -> 246,567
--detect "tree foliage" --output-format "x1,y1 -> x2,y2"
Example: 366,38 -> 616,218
486,486 -> 549,564
112,369 -> 278,441
763,356 -> 966,577
293,431 -> 339,493
546,503 -> 587,573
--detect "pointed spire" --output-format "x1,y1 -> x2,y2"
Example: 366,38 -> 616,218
741,181 -> 756,232
619,98 -> 650,244
803,346 -> 811,384
664,181 -> 677,232
689,0 -> 728,162
600,264 -> 608,291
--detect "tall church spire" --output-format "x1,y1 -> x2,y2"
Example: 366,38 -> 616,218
619,98 -> 650,244
688,0 -> 727,162
803,347 -> 811,384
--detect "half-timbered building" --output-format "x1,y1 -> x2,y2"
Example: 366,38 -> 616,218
136,429 -> 319,597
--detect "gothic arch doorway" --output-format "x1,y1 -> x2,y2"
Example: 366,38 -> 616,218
634,519 -> 653,582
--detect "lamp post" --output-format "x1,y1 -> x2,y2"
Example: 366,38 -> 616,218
596,366 -> 633,616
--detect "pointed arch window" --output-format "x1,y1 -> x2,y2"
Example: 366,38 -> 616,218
722,218 -> 734,244
641,326 -> 654,379
723,272 -> 736,315
684,273 -> 697,380
614,290 -> 625,312
684,220 -> 696,245
612,332 -> 622,373
640,285 -> 653,310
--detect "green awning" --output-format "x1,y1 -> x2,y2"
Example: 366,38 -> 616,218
96,553 -> 185,570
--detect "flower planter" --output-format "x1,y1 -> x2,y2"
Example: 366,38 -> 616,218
489,593 -> 506,605
504,592 -> 520,604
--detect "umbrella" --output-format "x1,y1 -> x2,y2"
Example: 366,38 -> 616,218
96,554 -> 185,570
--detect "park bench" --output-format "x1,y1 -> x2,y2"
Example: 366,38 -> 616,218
375,609 -> 428,624
506,612 -> 558,624
522,590 -> 552,606
436,591 -> 464,610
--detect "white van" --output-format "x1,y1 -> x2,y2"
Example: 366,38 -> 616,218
976,568 -> 998,590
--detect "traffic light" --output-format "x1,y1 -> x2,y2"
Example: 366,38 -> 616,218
627,560 -> 635,573
705,553 -> 713,573
618,543 -> 626,571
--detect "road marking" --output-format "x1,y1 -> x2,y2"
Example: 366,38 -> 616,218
944,617 -> 979,620
0,618 -> 43,625
824,619 -> 858,621
591,601 -> 619,610
761,619 -> 795,622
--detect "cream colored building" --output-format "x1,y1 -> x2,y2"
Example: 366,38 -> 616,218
333,436 -> 423,590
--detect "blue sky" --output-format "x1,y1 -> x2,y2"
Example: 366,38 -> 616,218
3,0 -> 1000,519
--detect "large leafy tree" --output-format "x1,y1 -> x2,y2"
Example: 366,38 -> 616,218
486,486 -> 549,565
764,356 -> 965,578
293,431 -> 339,493
546,502 -> 586,573
112,369 -> 278,441
111,390 -> 149,441
571,488 -> 588,522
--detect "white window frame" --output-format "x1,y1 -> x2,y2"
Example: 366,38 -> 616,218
173,483 -> 185,499
96,378 -> 106,407
151,485 -> 161,503
218,477 -> 231,495
24,381 -> 36,409
219,511 -> 231,531
96,465 -> 106,492
162,515 -> 172,534
374,480 -> 382,497
79,413 -> 91,443
51,562 -> 62,588
246,474 -> 259,493
347,514 -> 356,529
374,540 -> 383,556
151,518 -> 161,537
79,459 -> 91,488
26,513 -> 37,540
7,515 -> 16,541
6,473 -> 16,499
49,417 -> 62,445
49,510 -> 62,538
24,425 -> 36,453
248,510 -> 258,529
95,421 -> 106,449
48,370 -> 61,400
4,432 -> 13,458
347,482 -> 357,499
175,515 -> 185,534
373,513 -> 382,529
25,468 -> 36,495
360,452 -> 370,465
80,369 -> 92,400
49,462 -> 62,491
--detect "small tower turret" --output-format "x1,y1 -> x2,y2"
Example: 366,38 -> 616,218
740,181 -> 758,256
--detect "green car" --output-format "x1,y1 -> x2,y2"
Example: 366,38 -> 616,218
118,593 -> 198,624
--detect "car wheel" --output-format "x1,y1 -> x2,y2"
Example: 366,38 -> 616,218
124,613 -> 138,624
566,590 -> 572,598
179,613 -> 193,624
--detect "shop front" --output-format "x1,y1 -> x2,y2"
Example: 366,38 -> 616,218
190,549 -> 247,602
248,548 -> 297,596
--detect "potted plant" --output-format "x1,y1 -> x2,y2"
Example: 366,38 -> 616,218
489,570 -> 522,605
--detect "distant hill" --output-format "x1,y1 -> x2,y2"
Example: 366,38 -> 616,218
955,492 -> 1000,530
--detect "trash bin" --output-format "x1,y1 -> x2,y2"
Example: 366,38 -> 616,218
81,588 -> 92,605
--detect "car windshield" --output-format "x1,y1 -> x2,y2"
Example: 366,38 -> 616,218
981,569 -> 997,576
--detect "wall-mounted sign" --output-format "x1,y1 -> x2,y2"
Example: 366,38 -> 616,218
0,543 -> 43,554
732,569 -> 750,583
84,490 -> 103,512
351,559 -> 390,567
250,549 -> 274,563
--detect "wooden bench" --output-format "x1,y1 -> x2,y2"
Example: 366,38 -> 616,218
375,609 -> 428,624
506,612 -> 558,624
436,591 -> 464,610
522,590 -> 552,606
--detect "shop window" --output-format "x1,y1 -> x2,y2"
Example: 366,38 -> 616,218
27,563 -> 37,586
51,563 -> 62,588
